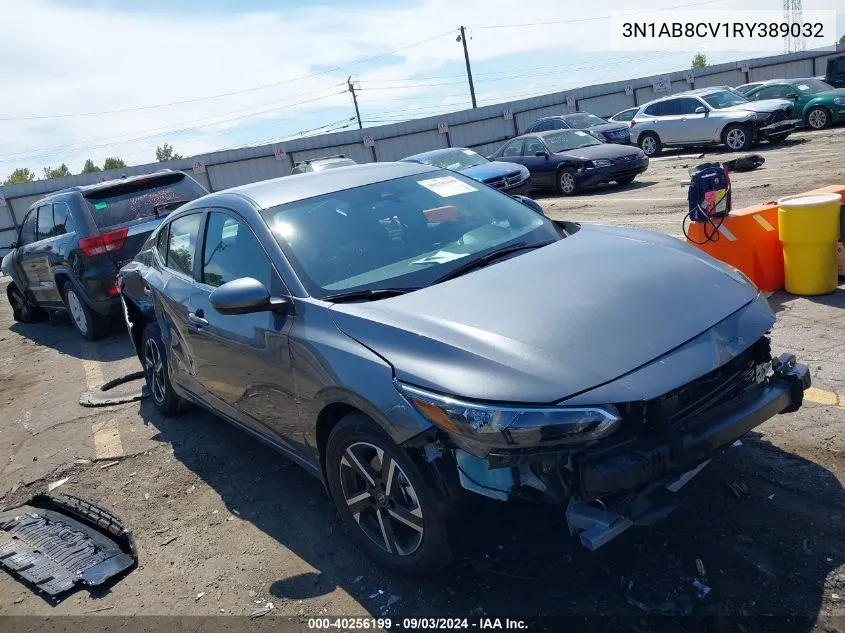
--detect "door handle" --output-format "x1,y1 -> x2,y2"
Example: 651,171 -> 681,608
188,312 -> 208,327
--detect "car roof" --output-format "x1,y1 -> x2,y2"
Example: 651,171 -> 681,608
208,162 -> 439,209
403,147 -> 468,162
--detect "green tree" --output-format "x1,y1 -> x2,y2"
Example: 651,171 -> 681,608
42,163 -> 72,179
692,53 -> 707,69
155,143 -> 182,162
839,34 -> 845,44
81,159 -> 101,174
3,167 -> 36,185
102,157 -> 127,170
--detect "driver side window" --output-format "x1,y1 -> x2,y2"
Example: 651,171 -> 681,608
523,138 -> 546,156
755,85 -> 791,100
201,211 -> 273,289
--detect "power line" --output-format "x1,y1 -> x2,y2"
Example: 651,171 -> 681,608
0,30 -> 456,122
472,0 -> 726,29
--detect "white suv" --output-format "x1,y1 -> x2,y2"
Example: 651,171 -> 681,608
629,88 -> 797,157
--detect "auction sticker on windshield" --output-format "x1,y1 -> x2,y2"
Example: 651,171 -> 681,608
575,131 -> 590,136
419,176 -> 478,197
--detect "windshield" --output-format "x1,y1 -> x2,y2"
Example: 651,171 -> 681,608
793,78 -> 833,94
543,130 -> 601,152
259,170 -> 560,298
701,90 -> 750,109
562,113 -> 607,128
419,149 -> 488,171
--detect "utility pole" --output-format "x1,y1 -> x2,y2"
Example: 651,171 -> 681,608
458,26 -> 477,108
347,76 -> 363,130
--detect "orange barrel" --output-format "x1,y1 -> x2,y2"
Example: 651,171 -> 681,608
777,192 -> 841,295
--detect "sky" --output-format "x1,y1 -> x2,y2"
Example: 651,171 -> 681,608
0,0 -> 843,181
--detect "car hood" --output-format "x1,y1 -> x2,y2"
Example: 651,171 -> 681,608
555,143 -> 641,161
727,99 -> 792,114
329,224 -> 759,404
813,88 -> 845,99
461,161 -> 523,181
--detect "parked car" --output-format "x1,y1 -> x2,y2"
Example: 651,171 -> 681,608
1,170 -> 208,340
734,82 -> 765,95
825,54 -> 845,88
743,78 -> 845,130
488,129 -> 648,195
400,147 -> 530,193
629,88 -> 797,157
118,161 -> 809,575
524,113 -> 631,144
291,155 -> 357,174
608,107 -> 639,123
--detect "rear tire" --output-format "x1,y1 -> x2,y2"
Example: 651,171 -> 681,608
62,285 -> 110,341
722,124 -> 752,152
325,413 -> 452,576
806,106 -> 830,130
7,284 -> 47,323
140,323 -> 185,415
556,168 -> 580,196
637,132 -> 662,157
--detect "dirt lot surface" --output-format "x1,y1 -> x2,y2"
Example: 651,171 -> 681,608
1,127 -> 845,632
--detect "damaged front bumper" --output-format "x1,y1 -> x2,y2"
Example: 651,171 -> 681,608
440,352 -> 810,551
755,118 -> 801,138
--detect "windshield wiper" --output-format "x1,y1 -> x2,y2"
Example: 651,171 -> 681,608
431,241 -> 553,285
322,287 -> 420,303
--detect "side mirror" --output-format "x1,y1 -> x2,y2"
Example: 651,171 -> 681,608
512,195 -> 545,216
535,151 -> 549,159
209,277 -> 289,315
786,93 -> 798,99
694,106 -> 707,114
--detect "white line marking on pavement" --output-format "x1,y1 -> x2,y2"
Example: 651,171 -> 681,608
92,417 -> 125,459
80,341 -> 125,459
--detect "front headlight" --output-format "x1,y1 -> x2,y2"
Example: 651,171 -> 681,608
590,131 -> 607,141
398,383 -> 621,447
753,112 -> 770,120
833,97 -> 845,106
520,165 -> 530,180
591,159 -> 613,168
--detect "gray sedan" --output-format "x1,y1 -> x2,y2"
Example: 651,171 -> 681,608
118,162 -> 809,575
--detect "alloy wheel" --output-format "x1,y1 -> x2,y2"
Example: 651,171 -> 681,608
725,127 -> 747,150
339,441 -> 424,556
640,136 -> 657,156
66,289 -> 88,334
144,338 -> 166,405
808,108 -> 827,129
559,172 -> 576,194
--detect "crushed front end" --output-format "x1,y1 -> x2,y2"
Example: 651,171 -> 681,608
401,335 -> 810,552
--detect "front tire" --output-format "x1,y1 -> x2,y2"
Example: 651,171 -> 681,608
723,124 -> 753,152
7,284 -> 47,323
637,132 -> 661,157
806,106 -> 830,130
63,285 -> 110,340
141,323 -> 185,415
325,413 -> 452,576
556,168 -> 580,196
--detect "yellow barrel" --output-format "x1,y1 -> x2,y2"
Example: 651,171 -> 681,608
777,192 -> 841,295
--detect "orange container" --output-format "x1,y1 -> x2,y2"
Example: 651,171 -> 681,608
686,185 -> 845,292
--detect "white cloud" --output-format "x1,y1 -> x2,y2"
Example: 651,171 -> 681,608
0,0 -> 835,179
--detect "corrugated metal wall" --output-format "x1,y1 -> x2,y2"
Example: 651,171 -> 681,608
1,44 -> 842,258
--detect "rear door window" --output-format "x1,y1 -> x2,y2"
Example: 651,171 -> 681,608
165,213 -> 203,277
36,204 -> 54,240
84,172 -> 207,230
19,210 -> 37,246
201,211 -> 273,289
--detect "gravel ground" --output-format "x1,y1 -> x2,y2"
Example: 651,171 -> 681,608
1,126 -> 845,632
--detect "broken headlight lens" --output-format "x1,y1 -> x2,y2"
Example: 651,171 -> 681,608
398,383 -> 621,447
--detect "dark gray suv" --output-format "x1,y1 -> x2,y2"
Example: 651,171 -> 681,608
2,171 -> 207,339
118,162 -> 809,575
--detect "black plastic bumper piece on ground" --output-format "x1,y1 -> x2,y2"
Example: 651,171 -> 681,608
0,493 -> 136,596
580,357 -> 810,498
